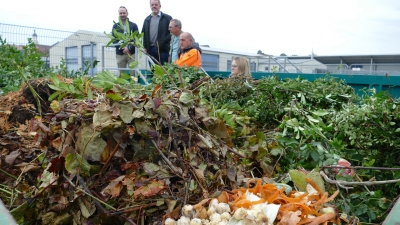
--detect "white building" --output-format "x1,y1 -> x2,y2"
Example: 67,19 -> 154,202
49,29 -> 399,76
50,30 -> 115,76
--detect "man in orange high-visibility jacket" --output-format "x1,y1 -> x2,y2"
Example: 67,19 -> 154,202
174,32 -> 202,68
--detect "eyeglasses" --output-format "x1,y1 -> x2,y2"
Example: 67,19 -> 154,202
168,25 -> 178,29
231,65 -> 237,68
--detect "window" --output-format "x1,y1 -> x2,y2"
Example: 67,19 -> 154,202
250,62 -> 256,72
351,65 -> 363,71
201,54 -> 219,71
82,44 -> 97,75
227,60 -> 232,71
351,65 -> 363,69
65,46 -> 78,73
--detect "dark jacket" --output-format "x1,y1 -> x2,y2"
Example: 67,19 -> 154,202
141,12 -> 172,52
177,42 -> 202,57
112,19 -> 139,55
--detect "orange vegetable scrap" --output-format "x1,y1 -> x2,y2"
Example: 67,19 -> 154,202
215,177 -> 341,224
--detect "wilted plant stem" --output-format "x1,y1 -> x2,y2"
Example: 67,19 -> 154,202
0,168 -> 17,180
91,136 -> 124,188
13,61 -> 43,116
151,139 -> 182,176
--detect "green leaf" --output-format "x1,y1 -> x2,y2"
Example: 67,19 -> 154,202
189,180 -> 197,191
288,170 -> 307,191
120,73 -> 130,80
307,115 -> 319,123
311,150 -> 319,162
59,82 -> 70,91
57,92 -> 66,101
87,88 -> 93,99
115,78 -> 128,85
50,74 -> 60,86
395,128 -> 400,132
48,91 -> 61,101
153,65 -> 165,76
106,92 -> 124,101
48,84 -> 62,91
179,92 -> 194,105
354,204 -> 368,216
270,148 -> 282,156
129,61 -> 139,69
256,147 -> 268,161
65,153 -> 91,176
311,110 -> 330,116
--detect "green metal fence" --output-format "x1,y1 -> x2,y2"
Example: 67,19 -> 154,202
206,71 -> 400,98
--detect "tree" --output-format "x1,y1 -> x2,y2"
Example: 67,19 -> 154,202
280,53 -> 287,56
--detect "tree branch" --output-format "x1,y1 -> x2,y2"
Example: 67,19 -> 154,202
320,170 -> 400,186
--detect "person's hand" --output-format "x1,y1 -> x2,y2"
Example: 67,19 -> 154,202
122,47 -> 130,55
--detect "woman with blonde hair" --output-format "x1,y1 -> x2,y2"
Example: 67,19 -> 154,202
229,57 -> 252,79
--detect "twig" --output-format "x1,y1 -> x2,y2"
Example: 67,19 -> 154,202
110,202 -> 157,216
0,187 -> 12,195
272,146 -> 284,172
189,165 -> 210,199
320,170 -> 400,186
355,173 -> 371,194
14,153 -> 43,187
27,178 -> 59,207
336,182 -> 353,191
91,136 -> 124,188
322,165 -> 400,171
150,139 -> 182,176
120,215 -> 137,225
139,49 -> 177,88
178,70 -> 185,90
39,146 -> 51,165
0,168 -> 17,180
225,146 -> 245,158
188,76 -> 210,90
75,175 -> 117,212
68,175 -> 136,225
167,119 -> 187,173
184,174 -> 191,206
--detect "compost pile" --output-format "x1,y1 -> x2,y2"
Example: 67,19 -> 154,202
0,76 -> 261,225
1,73 -> 400,225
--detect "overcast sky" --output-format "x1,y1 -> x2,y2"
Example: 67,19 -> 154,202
1,0 -> 400,56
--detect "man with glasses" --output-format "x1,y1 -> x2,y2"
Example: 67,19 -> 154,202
168,19 -> 183,63
142,0 -> 172,66
112,6 -> 138,76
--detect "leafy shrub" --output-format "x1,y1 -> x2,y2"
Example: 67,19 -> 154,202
0,36 -> 52,95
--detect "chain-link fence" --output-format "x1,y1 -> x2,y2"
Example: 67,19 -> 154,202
0,23 -> 150,76
1,23 -> 399,76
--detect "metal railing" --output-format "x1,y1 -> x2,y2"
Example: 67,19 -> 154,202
1,23 -> 399,77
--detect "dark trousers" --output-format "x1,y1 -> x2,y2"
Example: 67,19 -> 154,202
148,46 -> 169,66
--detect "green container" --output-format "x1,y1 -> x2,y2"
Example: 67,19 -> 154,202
383,196 -> 400,224
0,199 -> 17,225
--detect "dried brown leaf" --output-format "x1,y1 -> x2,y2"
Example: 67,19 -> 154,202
14,162 -> 41,173
151,84 -> 162,97
133,180 -> 166,198
5,149 -> 21,166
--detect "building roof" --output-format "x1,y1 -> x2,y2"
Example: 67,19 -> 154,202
201,46 -> 267,58
259,58 -> 316,64
76,30 -> 107,36
287,55 -> 400,65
